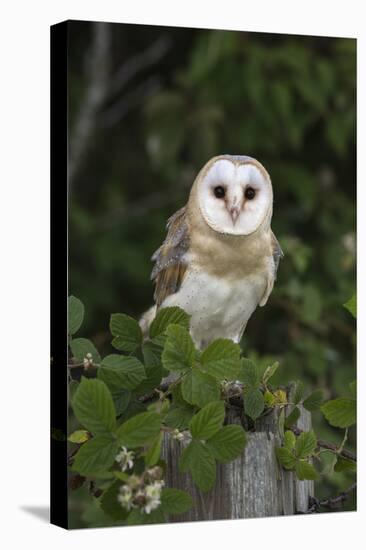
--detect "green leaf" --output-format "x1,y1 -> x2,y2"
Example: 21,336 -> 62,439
142,340 -> 163,366
343,294 -> 356,318
144,432 -> 163,466
283,430 -> 296,450
134,341 -> 163,395
321,398 -> 356,428
273,389 -> 287,404
147,398 -> 170,415
72,378 -> 116,436
68,295 -> 84,335
164,405 -> 195,430
162,324 -> 195,371
295,430 -> 317,459
181,369 -> 220,407
112,471 -> 130,481
295,460 -> 319,480
110,313 -> 143,352
237,358 -> 260,387
151,334 -> 167,349
68,379 -> 79,402
303,390 -> 324,411
278,408 -> 285,439
285,406 -> 301,428
264,391 -> 276,406
200,339 -> 241,380
206,425 -> 247,463
100,481 -> 129,521
349,380 -> 356,399
79,496 -> 116,527
321,453 -> 338,476
334,456 -> 357,473
127,508 -> 166,525
70,338 -> 101,364
276,447 -> 296,469
293,380 -> 304,405
135,369 -> 163,397
179,440 -> 216,492
112,390 -> 131,416
263,361 -> 280,384
171,383 -> 187,406
149,306 -> 190,339
189,401 -> 225,440
68,429 -> 89,444
98,355 -> 146,391
161,488 -> 193,515
116,412 -> 161,448
244,388 -> 264,420
72,435 -> 119,476
118,400 -> 146,423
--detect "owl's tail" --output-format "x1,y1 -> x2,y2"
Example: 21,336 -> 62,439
139,305 -> 157,339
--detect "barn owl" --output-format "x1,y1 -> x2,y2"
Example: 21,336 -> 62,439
141,155 -> 283,349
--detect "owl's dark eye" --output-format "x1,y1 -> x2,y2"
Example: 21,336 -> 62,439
245,187 -> 256,200
214,186 -> 226,199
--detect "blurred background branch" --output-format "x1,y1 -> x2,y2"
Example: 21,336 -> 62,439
69,23 -> 111,186
69,25 -> 171,185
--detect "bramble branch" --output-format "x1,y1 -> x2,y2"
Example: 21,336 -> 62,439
306,482 -> 357,513
291,426 -> 356,462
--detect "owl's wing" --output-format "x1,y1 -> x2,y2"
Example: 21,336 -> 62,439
259,231 -> 284,307
151,206 -> 190,307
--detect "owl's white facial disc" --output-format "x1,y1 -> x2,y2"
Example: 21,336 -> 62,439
197,159 -> 272,236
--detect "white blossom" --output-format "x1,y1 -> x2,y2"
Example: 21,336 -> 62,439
146,466 -> 163,480
117,485 -> 134,511
83,353 -> 94,369
171,429 -> 185,441
143,480 -> 164,514
115,446 -> 135,472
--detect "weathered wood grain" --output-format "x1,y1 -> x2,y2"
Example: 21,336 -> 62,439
161,393 -> 313,521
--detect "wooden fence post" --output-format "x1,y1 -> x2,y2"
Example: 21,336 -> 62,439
162,389 -> 313,521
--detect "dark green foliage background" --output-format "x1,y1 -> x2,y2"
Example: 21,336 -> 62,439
68,21 -> 356,523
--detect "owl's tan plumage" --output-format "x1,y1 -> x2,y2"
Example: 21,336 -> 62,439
145,155 -> 283,348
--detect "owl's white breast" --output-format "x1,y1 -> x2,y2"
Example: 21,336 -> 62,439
161,265 -> 267,349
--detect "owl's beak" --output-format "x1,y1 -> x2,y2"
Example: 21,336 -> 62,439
229,206 -> 240,225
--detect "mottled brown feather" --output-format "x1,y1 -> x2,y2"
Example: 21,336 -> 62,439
151,206 -> 190,307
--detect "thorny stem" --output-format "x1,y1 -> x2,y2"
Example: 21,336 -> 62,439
320,482 -> 356,508
305,482 -> 357,513
67,362 -> 100,370
291,426 -> 355,462
146,372 -> 188,402
338,428 -> 348,454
